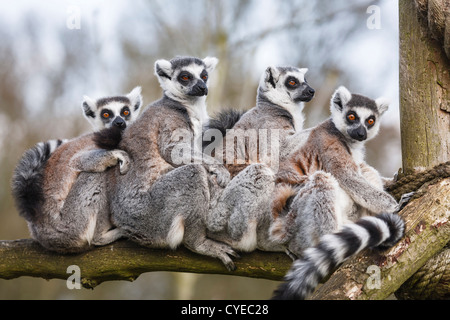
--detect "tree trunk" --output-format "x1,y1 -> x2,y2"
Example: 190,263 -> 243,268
399,0 -> 449,175
309,0 -> 450,299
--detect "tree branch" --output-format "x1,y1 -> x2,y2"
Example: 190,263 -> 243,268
395,246 -> 450,300
0,238 -> 291,289
309,178 -> 450,300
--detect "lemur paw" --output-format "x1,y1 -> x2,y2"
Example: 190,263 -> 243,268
113,150 -> 130,175
207,164 -> 231,188
396,191 -> 415,213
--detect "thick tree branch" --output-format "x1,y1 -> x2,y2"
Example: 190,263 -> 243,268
396,246 -> 450,300
309,178 -> 450,300
0,238 -> 291,289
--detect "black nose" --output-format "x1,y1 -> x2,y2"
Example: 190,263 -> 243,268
189,81 -> 208,96
349,126 -> 367,141
308,87 -> 315,96
113,117 -> 126,129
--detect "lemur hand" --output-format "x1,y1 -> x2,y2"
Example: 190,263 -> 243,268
206,164 -> 231,188
113,150 -> 130,175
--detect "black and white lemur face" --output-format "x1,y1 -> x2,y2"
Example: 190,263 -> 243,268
259,66 -> 315,106
82,86 -> 143,130
154,56 -> 218,102
330,86 -> 389,142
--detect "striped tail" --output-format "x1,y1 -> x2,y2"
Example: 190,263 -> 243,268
272,212 -> 405,300
11,139 -> 66,222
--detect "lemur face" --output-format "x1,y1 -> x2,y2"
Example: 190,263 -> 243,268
330,86 -> 389,142
154,56 -> 218,102
259,66 -> 315,105
82,86 -> 143,131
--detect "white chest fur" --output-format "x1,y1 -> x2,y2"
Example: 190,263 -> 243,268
185,99 -> 209,152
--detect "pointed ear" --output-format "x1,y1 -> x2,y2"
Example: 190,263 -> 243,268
331,86 -> 352,111
203,56 -> 219,74
263,66 -> 280,89
299,68 -> 309,75
154,59 -> 173,82
81,95 -> 97,128
375,97 -> 390,115
82,95 -> 97,118
127,86 -> 143,112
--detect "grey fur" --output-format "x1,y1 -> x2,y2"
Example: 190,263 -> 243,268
204,65 -> 314,160
270,86 -> 404,299
11,88 -> 142,253
106,56 -> 237,270
204,66 -> 315,249
272,213 -> 405,300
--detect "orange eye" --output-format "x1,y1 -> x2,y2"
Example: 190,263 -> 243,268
347,114 -> 356,121
182,76 -> 189,81
202,75 -> 208,81
102,112 -> 110,118
123,110 -> 130,116
367,118 -> 375,126
289,80 -> 296,86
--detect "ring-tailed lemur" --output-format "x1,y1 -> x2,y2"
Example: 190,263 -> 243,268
204,66 -> 315,176
11,87 -> 142,253
269,86 -> 405,299
204,66 -> 315,248
107,56 -> 238,270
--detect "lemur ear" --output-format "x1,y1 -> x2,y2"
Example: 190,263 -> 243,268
375,97 -> 390,115
263,66 -> 280,89
127,86 -> 143,112
331,86 -> 352,111
299,68 -> 309,75
154,59 -> 173,82
81,95 -> 97,129
203,57 -> 219,74
82,95 -> 97,119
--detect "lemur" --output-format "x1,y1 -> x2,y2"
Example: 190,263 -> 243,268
269,86 -> 405,299
204,66 -> 315,251
11,87 -> 142,253
203,66 -> 315,177
106,56 -> 238,271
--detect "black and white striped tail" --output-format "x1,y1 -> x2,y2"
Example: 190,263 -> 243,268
11,139 -> 66,222
272,213 -> 405,300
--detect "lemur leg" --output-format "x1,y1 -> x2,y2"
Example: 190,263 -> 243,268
117,164 -> 239,271
352,163 -> 386,219
91,173 -> 125,246
285,171 -> 353,257
207,164 -> 275,252
207,164 -> 275,235
36,172 -> 116,253
69,149 -> 130,174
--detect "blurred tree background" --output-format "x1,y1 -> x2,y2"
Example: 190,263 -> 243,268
0,0 -> 401,299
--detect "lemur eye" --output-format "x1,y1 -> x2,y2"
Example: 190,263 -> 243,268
202,75 -> 208,81
123,110 -> 130,116
367,118 -> 375,126
181,75 -> 189,81
102,112 -> 110,118
289,80 -> 297,86
347,114 -> 356,121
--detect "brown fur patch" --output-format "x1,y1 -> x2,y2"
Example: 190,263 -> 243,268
272,183 -> 298,219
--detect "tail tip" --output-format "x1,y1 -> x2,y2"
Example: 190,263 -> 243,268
378,212 -> 406,249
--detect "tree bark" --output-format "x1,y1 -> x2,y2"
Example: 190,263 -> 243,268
1,0 -> 449,299
399,0 -> 449,175
0,239 -> 291,289
309,178 -> 450,300
395,245 -> 450,300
